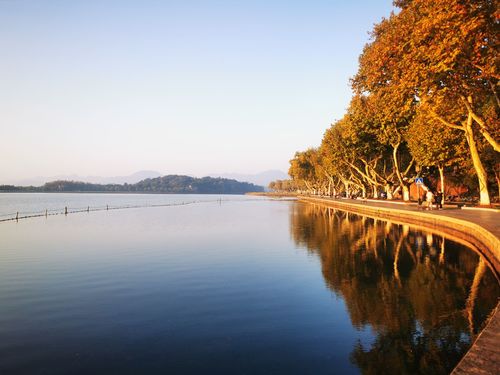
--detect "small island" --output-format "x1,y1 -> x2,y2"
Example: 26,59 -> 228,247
0,175 -> 264,195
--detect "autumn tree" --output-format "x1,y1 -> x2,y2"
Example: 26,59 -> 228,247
344,95 -> 399,198
290,0 -> 498,203
289,148 -> 325,194
320,120 -> 358,197
353,0 -> 499,204
352,15 -> 417,201
406,110 -> 466,197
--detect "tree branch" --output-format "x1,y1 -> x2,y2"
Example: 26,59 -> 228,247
488,80 -> 500,109
402,157 -> 415,177
460,96 -> 500,152
429,111 -> 464,130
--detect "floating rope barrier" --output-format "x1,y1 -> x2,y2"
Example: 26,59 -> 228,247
0,197 -> 271,223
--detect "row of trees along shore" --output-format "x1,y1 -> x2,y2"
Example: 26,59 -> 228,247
275,0 -> 499,205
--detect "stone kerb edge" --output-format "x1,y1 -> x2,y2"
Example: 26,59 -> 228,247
299,197 -> 499,276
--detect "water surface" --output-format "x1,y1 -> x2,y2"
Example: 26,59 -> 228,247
0,192 -> 255,219
0,194 -> 497,374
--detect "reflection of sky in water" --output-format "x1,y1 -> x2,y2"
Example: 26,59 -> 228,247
0,198 -> 498,374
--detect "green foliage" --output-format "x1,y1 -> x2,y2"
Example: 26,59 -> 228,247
0,175 -> 264,194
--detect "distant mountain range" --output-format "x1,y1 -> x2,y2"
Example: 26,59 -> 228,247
0,175 -> 264,194
3,169 -> 288,188
5,170 -> 162,187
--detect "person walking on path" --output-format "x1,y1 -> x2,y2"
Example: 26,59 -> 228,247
435,190 -> 443,209
426,189 -> 434,210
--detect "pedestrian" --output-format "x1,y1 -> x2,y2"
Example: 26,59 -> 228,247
435,190 -> 443,209
426,189 -> 434,210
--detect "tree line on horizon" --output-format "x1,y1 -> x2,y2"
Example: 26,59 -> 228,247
0,175 -> 264,194
272,0 -> 499,205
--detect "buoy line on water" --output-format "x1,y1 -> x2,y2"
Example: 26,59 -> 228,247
0,197 -> 272,223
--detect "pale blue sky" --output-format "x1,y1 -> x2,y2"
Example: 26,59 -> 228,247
0,0 -> 394,182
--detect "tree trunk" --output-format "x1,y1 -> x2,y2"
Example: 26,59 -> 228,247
464,115 -> 490,205
304,180 -> 313,194
386,184 -> 393,200
344,182 -> 350,198
391,142 -> 411,202
438,166 -> 445,203
439,237 -> 445,265
373,185 -> 379,199
402,184 -> 410,202
465,257 -> 486,335
464,95 -> 500,152
393,236 -> 404,285
495,171 -> 500,202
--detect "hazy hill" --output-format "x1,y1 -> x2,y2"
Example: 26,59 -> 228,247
5,170 -> 162,187
4,170 -> 286,187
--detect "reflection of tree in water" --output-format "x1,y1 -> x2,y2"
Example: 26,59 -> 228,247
290,203 -> 499,374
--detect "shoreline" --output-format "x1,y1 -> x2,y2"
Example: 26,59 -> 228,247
299,196 -> 499,274
251,192 -> 500,209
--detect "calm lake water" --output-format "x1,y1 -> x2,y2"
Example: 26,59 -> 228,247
0,194 -> 498,374
0,193 -> 256,219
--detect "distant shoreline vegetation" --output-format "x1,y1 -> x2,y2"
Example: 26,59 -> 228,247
0,175 -> 264,194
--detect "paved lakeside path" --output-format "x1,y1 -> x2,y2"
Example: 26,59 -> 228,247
298,196 -> 499,375
322,197 -> 499,238
298,196 -> 499,266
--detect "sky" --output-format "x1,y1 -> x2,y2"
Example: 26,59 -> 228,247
0,0 -> 395,182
